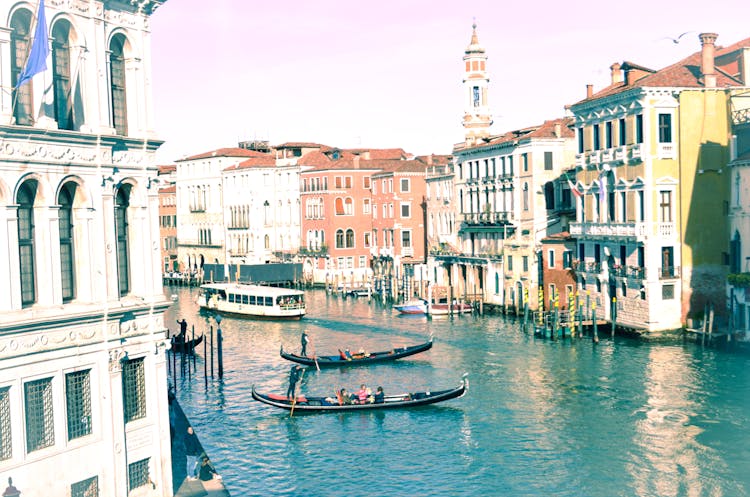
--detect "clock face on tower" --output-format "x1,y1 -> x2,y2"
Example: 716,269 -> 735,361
473,86 -> 480,107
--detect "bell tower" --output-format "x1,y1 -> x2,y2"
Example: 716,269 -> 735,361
462,22 -> 492,145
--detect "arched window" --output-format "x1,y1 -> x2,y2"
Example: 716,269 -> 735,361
335,229 -> 344,248
58,182 -> 76,302
115,186 -> 131,296
52,21 -> 73,130
345,229 -> 354,248
18,181 -> 38,307
10,9 -> 33,126
110,34 -> 128,135
264,234 -> 270,249
344,198 -> 353,215
335,197 -> 344,215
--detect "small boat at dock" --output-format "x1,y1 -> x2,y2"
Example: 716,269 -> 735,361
251,375 -> 468,412
171,334 -> 203,354
393,299 -> 429,314
280,338 -> 433,367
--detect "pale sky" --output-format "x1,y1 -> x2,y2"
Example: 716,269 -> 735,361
149,0 -> 750,162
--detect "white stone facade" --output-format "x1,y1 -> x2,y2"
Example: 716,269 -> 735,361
0,1 -> 172,496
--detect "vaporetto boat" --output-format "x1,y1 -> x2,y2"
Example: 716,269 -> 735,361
197,283 -> 306,319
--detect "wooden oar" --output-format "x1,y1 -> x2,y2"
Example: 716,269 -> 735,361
290,369 -> 306,417
311,344 -> 320,371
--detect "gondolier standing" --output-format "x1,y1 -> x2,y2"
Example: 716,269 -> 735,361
176,318 -> 188,343
300,330 -> 310,357
286,365 -> 301,400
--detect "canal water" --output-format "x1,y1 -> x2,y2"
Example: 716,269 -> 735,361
165,287 -> 750,497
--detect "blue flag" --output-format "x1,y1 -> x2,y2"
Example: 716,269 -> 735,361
16,0 -> 49,88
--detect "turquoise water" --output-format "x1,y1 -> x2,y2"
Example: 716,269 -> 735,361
166,287 -> 750,497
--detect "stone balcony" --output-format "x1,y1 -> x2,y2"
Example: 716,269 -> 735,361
570,221 -> 675,241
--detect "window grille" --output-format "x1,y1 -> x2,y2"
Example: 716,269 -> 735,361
128,458 -> 150,491
25,378 -> 54,452
71,476 -> 98,497
66,370 -> 92,440
122,358 -> 146,423
0,387 -> 11,460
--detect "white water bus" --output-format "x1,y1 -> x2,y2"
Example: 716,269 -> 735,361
197,283 -> 306,319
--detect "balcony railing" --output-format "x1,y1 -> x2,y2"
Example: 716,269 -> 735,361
658,143 -> 676,159
401,247 -> 414,257
614,147 -> 627,162
630,143 -> 643,161
570,221 -> 675,240
659,266 -> 680,280
463,211 -> 513,225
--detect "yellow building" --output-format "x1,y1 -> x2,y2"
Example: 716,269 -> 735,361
570,33 -> 750,333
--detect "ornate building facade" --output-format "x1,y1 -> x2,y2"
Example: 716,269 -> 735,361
0,1 -> 173,496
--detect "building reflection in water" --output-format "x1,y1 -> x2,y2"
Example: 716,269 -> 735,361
628,347 -> 724,497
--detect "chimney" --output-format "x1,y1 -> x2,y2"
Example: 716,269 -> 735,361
353,156 -> 360,169
554,123 -> 561,138
610,62 -> 623,84
741,47 -> 750,86
586,84 -> 593,98
700,32 -> 718,88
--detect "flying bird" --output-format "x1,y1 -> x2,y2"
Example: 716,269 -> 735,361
659,31 -> 694,44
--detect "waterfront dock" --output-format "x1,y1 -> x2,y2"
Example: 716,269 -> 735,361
170,396 -> 230,497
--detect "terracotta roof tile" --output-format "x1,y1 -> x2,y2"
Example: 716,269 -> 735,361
576,35 -> 750,104
177,148 -> 270,161
225,156 -> 277,171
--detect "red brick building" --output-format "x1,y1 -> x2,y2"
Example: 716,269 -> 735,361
540,232 -> 577,310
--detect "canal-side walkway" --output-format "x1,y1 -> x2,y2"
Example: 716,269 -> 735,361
170,395 -> 230,497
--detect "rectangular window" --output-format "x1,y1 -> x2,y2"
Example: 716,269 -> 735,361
523,153 -> 529,172
363,199 -> 371,214
593,124 -> 601,150
636,114 -> 644,144
620,245 -> 627,266
606,121 -> 613,148
359,256 -> 366,268
0,387 -> 11,461
25,378 -> 54,453
128,458 -> 150,492
364,232 -> 371,248
344,176 -> 352,188
66,369 -> 92,440
563,251 -> 572,269
72,476 -> 99,497
400,178 -> 410,192
508,255 -> 513,271
658,113 -> 672,143
401,230 -> 412,248
659,191 -> 672,222
619,118 -> 626,146
400,203 -> 411,218
122,358 -> 146,423
548,249 -> 555,268
577,128 -> 584,153
363,177 -> 371,189
638,246 -> 644,268
544,151 -> 553,170
662,284 -> 675,300
335,176 -> 342,188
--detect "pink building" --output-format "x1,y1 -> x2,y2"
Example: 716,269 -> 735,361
299,150 -> 383,286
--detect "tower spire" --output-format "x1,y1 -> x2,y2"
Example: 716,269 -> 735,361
462,21 -> 492,146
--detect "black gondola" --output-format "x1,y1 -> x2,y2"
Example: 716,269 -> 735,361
251,374 -> 468,412
171,334 -> 203,354
279,337 -> 433,367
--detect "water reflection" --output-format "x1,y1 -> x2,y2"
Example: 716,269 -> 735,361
629,347 -> 722,497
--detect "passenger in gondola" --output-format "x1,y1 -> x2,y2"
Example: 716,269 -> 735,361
339,388 -> 352,405
356,384 -> 369,404
373,386 -> 385,404
344,348 -> 353,360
